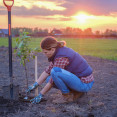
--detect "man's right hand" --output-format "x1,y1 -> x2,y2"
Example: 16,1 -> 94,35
26,82 -> 39,93
30,93 -> 43,104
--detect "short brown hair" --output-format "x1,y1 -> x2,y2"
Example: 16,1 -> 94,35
40,36 -> 66,50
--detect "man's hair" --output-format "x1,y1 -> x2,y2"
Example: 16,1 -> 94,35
40,36 -> 66,50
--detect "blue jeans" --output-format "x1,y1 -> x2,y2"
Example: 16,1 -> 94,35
47,67 -> 94,94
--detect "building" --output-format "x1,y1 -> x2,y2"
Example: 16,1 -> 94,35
0,29 -> 8,37
50,29 -> 63,36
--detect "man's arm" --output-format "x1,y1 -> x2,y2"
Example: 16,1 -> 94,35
37,71 -> 49,85
40,82 -> 53,95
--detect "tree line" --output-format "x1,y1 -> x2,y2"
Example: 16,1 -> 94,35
11,27 -> 117,38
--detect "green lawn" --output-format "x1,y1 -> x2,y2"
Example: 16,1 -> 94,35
0,37 -> 117,61
60,38 -> 117,61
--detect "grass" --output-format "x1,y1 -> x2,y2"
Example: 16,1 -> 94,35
0,37 -> 117,61
60,38 -> 117,61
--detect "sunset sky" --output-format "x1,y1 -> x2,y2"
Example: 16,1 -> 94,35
0,0 -> 117,32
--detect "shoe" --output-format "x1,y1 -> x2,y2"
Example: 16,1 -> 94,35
52,90 -> 85,104
71,90 -> 85,101
52,92 -> 74,104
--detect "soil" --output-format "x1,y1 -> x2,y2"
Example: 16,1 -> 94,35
0,46 -> 117,117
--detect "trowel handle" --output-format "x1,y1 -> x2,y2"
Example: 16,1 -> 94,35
3,0 -> 14,79
8,11 -> 11,36
8,11 -> 13,78
3,0 -> 14,11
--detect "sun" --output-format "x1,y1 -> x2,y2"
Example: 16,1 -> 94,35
73,12 -> 89,24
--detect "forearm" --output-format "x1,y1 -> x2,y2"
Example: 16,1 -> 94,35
37,71 -> 49,85
40,82 -> 53,95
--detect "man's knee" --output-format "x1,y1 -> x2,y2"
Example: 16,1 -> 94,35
51,67 -> 62,75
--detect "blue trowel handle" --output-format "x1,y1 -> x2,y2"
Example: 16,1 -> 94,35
8,11 -> 13,79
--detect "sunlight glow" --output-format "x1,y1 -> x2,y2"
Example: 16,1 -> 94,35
76,14 -> 88,23
70,12 -> 117,31
1,14 -> 117,32
73,12 -> 92,24
71,11 -> 97,29
1,0 -> 117,32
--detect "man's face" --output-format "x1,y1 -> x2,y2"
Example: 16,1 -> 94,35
42,48 -> 56,58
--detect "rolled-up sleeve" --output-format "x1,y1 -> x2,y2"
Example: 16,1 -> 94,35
45,62 -> 53,75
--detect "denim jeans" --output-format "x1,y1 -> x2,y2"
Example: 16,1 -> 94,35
47,67 -> 94,94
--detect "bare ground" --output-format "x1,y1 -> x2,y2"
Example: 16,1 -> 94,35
0,46 -> 117,117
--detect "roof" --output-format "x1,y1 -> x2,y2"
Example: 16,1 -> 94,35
52,29 -> 62,34
0,29 -> 8,35
51,29 -> 63,35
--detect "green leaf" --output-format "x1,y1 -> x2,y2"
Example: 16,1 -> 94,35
33,55 -> 35,59
18,41 -> 24,49
27,59 -> 30,62
17,51 -> 21,57
14,49 -> 17,53
14,31 -> 37,68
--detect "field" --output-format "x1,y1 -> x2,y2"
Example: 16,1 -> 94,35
0,37 -> 117,117
0,37 -> 117,61
0,46 -> 117,117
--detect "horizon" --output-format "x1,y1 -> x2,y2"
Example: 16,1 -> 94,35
0,0 -> 117,32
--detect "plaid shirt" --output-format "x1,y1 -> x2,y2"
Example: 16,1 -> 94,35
45,57 -> 94,83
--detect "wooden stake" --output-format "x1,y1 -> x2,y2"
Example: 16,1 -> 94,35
35,56 -> 38,96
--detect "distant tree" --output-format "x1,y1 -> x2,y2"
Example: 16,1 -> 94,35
63,27 -> 73,35
104,29 -> 110,36
12,27 -> 33,36
72,28 -> 83,35
104,29 -> 117,36
33,27 -> 39,34
25,28 -> 32,34
19,27 -> 33,34
12,28 -> 20,36
95,30 -> 100,35
43,29 -> 49,33
83,28 -> 93,35
38,28 -> 43,32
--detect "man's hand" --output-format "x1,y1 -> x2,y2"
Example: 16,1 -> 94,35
30,93 -> 43,104
26,82 -> 39,93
